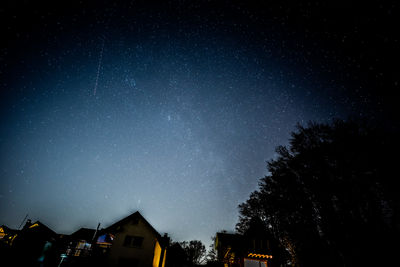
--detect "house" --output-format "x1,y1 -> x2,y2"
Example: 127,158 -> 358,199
58,211 -> 168,267
0,219 -> 60,266
215,232 -> 274,267
95,211 -> 168,267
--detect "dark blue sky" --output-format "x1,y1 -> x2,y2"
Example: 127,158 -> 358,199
0,1 -> 398,247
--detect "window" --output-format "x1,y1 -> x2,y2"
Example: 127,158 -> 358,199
123,235 -> 144,248
132,236 -> 144,247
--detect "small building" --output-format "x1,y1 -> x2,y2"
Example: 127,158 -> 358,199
96,211 -> 168,267
1,220 -> 60,266
215,232 -> 274,267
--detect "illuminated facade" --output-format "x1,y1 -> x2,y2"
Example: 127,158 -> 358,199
0,226 -> 9,240
0,225 -> 19,245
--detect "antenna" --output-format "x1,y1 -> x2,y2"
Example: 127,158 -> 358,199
18,214 -> 29,230
91,222 -> 101,244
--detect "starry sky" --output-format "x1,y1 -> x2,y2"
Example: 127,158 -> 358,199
0,1 -> 398,247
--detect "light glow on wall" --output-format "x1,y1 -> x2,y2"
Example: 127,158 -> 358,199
152,240 -> 162,267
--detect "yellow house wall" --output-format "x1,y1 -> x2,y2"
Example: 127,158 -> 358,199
153,240 -> 161,267
162,248 -> 166,267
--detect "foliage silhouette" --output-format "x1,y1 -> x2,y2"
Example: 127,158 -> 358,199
205,236 -> 217,263
180,240 -> 206,266
236,119 -> 399,266
166,240 -> 206,266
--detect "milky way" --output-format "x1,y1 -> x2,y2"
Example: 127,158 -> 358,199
0,1 -> 397,247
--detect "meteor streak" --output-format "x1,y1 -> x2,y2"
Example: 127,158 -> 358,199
93,37 -> 105,96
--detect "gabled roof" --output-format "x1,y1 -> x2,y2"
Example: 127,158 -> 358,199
28,220 -> 58,237
103,211 -> 162,240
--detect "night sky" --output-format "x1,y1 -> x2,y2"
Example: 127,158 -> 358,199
1,1 -> 398,247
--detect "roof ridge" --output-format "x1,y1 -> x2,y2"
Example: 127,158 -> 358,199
104,211 -> 162,239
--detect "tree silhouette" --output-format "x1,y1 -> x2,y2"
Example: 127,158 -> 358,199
180,240 -> 206,266
205,236 -> 217,263
166,242 -> 187,267
236,119 -> 399,266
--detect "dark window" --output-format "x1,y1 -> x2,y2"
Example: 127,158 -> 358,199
123,235 -> 144,248
123,236 -> 133,246
132,236 -> 144,247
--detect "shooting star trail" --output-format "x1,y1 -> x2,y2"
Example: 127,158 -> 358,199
93,37 -> 105,96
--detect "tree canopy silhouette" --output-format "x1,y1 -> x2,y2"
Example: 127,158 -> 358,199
180,240 -> 206,266
236,119 -> 399,266
166,240 -> 206,267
